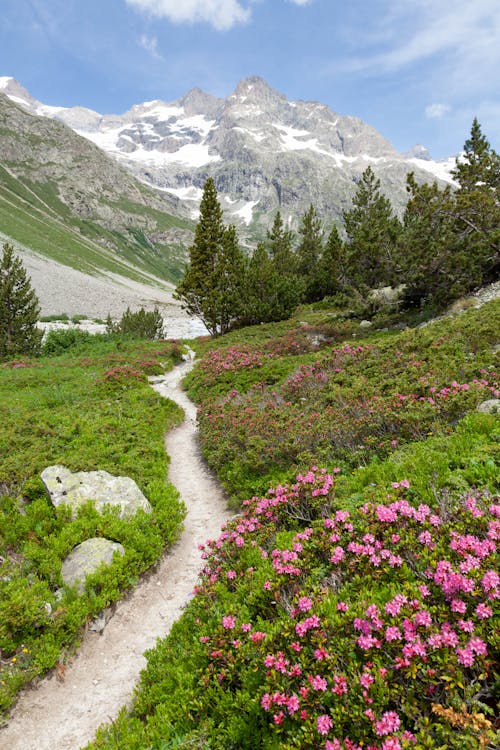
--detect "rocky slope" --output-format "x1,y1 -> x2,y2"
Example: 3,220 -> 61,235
0,76 -> 456,239
0,90 -> 193,283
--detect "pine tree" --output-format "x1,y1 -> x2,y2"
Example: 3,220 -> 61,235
316,225 -> 346,299
452,118 -> 500,191
399,174 -> 459,308
451,120 -> 500,283
213,225 -> 247,336
0,242 -> 42,359
343,167 -> 400,289
267,211 -> 296,276
242,242 -> 303,325
296,204 -> 324,302
175,179 -> 245,336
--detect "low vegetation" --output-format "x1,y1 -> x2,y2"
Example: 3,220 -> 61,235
86,299 -> 499,750
176,119 -> 499,335
0,336 -> 185,717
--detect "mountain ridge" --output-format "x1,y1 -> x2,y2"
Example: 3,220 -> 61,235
0,89 -> 194,285
0,75 -> 456,237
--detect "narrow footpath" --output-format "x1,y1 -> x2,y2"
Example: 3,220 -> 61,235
0,351 -> 230,750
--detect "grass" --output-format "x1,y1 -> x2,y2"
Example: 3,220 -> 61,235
0,336 -> 186,718
0,164 -> 190,284
84,299 -> 499,750
186,300 -> 499,503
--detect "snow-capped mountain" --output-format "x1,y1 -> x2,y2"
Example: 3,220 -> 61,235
0,76 -> 457,234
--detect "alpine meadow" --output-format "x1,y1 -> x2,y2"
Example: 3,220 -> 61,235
0,15 -> 499,750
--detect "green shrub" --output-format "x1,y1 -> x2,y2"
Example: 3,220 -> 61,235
42,328 -> 94,355
106,307 -> 164,340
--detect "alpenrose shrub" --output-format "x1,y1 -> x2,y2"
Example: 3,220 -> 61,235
196,336 -> 499,496
194,470 -> 499,749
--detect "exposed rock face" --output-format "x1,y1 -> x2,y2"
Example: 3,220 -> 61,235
0,89 -> 192,285
477,399 -> 500,414
61,538 -> 125,593
40,465 -> 152,518
0,75 -> 456,240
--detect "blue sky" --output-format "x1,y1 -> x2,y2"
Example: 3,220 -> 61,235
1,0 -> 499,158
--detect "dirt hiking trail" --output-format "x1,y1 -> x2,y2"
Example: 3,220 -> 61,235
0,350 -> 230,750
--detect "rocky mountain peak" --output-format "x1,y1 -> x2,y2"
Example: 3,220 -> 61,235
404,143 -> 433,161
1,74 -> 457,237
0,76 -> 37,110
234,76 -> 283,100
179,87 -> 222,118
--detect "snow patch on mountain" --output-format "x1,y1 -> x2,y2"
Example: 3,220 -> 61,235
234,200 -> 259,225
406,156 -> 457,185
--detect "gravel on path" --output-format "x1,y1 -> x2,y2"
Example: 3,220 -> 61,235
0,352 -> 230,750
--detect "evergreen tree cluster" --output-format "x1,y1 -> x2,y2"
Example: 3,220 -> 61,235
0,242 -> 42,359
176,120 -> 499,335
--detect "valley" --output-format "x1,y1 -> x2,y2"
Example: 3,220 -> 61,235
0,64 -> 498,750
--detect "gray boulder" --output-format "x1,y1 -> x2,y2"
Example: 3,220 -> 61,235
41,465 -> 152,518
61,538 -> 125,593
477,399 -> 500,415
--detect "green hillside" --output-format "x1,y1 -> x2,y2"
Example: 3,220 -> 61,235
86,300 -> 499,750
0,94 -> 193,284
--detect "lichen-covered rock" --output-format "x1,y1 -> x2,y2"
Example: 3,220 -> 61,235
40,465 -> 152,518
61,538 -> 125,593
477,399 -> 500,414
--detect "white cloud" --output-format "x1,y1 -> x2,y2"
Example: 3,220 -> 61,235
125,0 -> 313,30
138,33 -> 163,59
342,0 -> 500,98
425,103 -> 451,119
125,0 -> 251,30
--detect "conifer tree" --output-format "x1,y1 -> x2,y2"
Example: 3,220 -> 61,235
343,167 -> 400,289
175,178 -> 245,336
296,204 -> 324,302
452,118 -> 500,191
451,120 -> 500,283
0,242 -> 42,358
399,175 -> 459,308
267,211 -> 296,276
242,242 -> 302,325
316,225 -> 346,299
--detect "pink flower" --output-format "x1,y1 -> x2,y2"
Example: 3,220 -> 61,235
287,695 -> 300,715
385,595 -> 407,616
222,615 -> 236,630
475,603 -> 493,619
273,711 -> 284,725
310,674 -> 328,691
360,673 -> 375,688
456,647 -> 475,667
469,636 -> 487,655
314,647 -> 329,661
415,610 -> 432,627
451,599 -> 467,614
226,570 -> 236,580
331,546 -> 345,563
385,626 -> 402,642
375,711 -> 401,736
337,601 -> 349,612
458,619 -> 474,633
250,631 -> 267,643
261,693 -> 272,710
297,596 -> 313,612
482,570 -> 499,591
381,739 -> 401,750
317,714 -> 333,735
332,674 -> 348,695
326,741 -> 342,750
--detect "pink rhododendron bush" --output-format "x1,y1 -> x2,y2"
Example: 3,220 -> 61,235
187,470 -> 498,749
